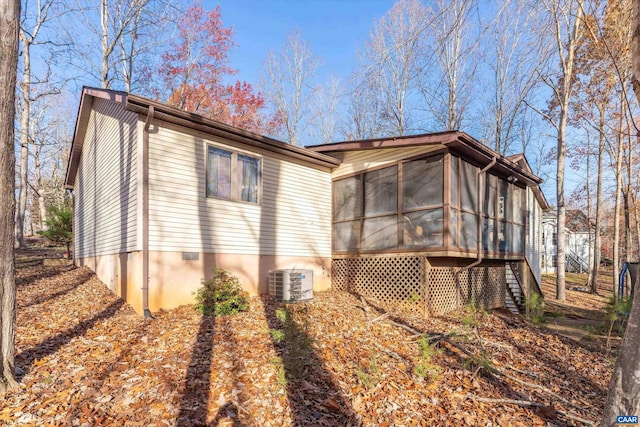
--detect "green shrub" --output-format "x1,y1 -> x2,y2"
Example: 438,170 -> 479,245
414,362 -> 442,382
461,303 -> 487,329
605,295 -> 632,336
275,308 -> 288,322
39,205 -> 73,258
195,268 -> 249,316
418,334 -> 439,362
270,329 -> 285,343
525,292 -> 545,323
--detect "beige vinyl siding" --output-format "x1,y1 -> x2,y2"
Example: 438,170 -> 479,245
74,98 -> 138,257
526,187 -> 542,283
147,122 -> 332,257
331,146 -> 443,178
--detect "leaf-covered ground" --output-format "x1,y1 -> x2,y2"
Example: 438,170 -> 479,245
1,250 -> 615,426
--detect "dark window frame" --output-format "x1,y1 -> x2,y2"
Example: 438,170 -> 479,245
206,144 -> 262,205
332,153 -> 446,254
332,151 -> 527,257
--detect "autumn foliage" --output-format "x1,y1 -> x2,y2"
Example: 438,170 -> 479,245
157,2 -> 272,134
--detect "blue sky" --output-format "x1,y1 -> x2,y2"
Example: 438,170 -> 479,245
210,0 -> 394,86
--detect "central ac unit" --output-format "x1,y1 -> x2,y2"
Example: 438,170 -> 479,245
269,269 -> 313,302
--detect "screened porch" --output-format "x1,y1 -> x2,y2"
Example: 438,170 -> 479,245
332,152 -> 527,259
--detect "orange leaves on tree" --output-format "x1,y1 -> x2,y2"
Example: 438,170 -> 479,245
158,1 -> 270,134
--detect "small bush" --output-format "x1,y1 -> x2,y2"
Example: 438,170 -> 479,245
414,362 -> 442,382
461,303 -> 487,329
525,292 -> 545,322
275,308 -> 288,322
195,268 -> 249,316
418,334 -> 439,361
605,295 -> 632,337
463,350 -> 494,374
356,368 -> 374,390
270,329 -> 285,343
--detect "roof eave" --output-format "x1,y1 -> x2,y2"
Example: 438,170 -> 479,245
125,94 -> 341,169
310,131 -> 542,187
64,87 -> 129,189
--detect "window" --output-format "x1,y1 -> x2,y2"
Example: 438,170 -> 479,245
334,175 -> 361,221
365,166 -> 397,215
207,148 -> 232,199
207,146 -> 260,203
403,158 -> 443,209
332,155 -> 444,253
403,208 -> 444,248
238,154 -> 259,203
460,160 -> 478,212
450,156 -> 459,208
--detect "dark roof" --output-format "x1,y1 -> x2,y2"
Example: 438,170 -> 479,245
543,209 -> 593,232
65,87 -> 341,188
308,131 -> 545,190
566,209 -> 593,233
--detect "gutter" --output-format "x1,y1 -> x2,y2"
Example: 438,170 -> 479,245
462,156 -> 497,271
142,106 -> 154,319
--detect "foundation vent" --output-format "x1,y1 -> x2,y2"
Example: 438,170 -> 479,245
269,269 -> 313,303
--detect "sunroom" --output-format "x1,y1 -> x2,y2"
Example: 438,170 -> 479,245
310,132 -> 548,316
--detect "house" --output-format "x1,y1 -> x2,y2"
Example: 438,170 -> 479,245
541,209 -> 595,274
65,87 -> 339,316
65,87 -> 549,317
309,137 -> 549,315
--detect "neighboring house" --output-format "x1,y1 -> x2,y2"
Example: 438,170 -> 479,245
66,87 -> 550,317
541,209 -> 595,274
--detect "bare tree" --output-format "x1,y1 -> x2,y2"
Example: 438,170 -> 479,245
310,76 -> 342,144
341,71 -> 387,140
262,30 -> 321,145
601,0 -> 640,421
28,94 -> 69,231
359,0 -> 427,136
530,0 -> 585,301
72,0 -> 176,90
117,0 -> 176,92
15,0 -> 68,247
0,0 -> 20,393
482,0 -> 544,155
418,0 -> 478,131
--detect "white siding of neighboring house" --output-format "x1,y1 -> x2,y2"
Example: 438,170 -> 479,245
331,146 -> 443,178
74,98 -> 139,258
526,187 -> 543,284
147,121 -> 332,257
541,214 -> 593,274
541,217 -> 557,274
568,232 -> 593,272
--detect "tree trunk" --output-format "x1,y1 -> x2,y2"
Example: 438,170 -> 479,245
556,116 -> 566,301
586,133 -> 592,282
34,146 -> 46,231
602,1 -> 640,420
0,0 -> 20,393
15,40 -> 31,248
590,106 -> 604,294
624,187 -> 631,263
613,125 -> 623,296
554,0 -> 584,302
602,277 -> 640,425
101,0 -> 109,89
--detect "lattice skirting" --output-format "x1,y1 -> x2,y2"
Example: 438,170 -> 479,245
332,257 -> 506,316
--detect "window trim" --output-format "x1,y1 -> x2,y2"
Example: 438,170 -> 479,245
206,143 -> 262,205
331,151 -> 528,258
332,152 -> 446,254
